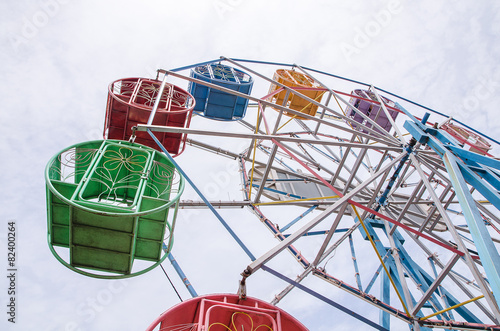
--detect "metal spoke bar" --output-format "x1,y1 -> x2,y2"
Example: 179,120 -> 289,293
271,265 -> 314,305
147,129 -> 256,262
411,253 -> 461,315
253,144 -> 278,203
136,124 -> 403,151
179,200 -> 342,207
164,252 -> 198,298
244,152 -> 407,275
312,204 -> 349,267
189,135 -> 392,201
262,265 -> 390,331
313,268 -> 412,326
405,231 -> 498,323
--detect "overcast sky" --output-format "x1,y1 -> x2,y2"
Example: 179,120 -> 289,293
2,1 -> 500,330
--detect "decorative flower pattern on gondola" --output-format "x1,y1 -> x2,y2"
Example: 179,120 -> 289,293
89,167 -> 142,205
196,64 -> 251,83
134,81 -> 174,107
49,148 -> 99,181
147,160 -> 179,198
112,80 -> 137,98
208,312 -> 273,331
102,147 -> 148,172
48,143 -> 181,206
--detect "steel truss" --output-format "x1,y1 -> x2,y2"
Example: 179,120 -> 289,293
140,57 -> 500,330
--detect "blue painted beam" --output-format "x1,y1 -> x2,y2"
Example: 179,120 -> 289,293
358,220 -> 412,311
360,217 -> 481,325
281,205 -> 318,232
166,251 -> 198,298
405,116 -> 500,309
447,145 -> 500,169
380,268 -> 391,329
391,224 -> 482,323
443,152 -> 500,306
403,120 -> 429,145
250,183 -> 308,200
149,129 -> 256,261
457,162 -> 500,211
365,251 -> 389,294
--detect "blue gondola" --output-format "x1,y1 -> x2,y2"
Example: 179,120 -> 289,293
188,63 -> 253,121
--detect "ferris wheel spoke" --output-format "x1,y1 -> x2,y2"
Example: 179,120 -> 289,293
357,158 -> 394,222
271,265 -> 315,305
389,180 -> 426,226
274,141 -> 328,176
417,151 -> 448,170
294,133 -> 343,165
238,116 -> 267,136
384,206 -> 423,231
313,92 -> 335,134
342,147 -> 371,196
364,214 -> 482,324
186,138 -> 240,159
252,144 -> 278,204
137,124 -> 403,153
384,208 -> 458,254
378,207 -> 455,319
317,221 -> 361,268
418,183 -> 454,233
476,201 -> 500,225
245,151 -> 407,275
414,253 -> 462,316
311,204 -> 349,267
330,135 -> 363,187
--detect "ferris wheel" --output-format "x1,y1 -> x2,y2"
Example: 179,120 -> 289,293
45,57 -> 500,330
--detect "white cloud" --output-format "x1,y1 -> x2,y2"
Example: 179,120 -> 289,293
2,1 -> 500,330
